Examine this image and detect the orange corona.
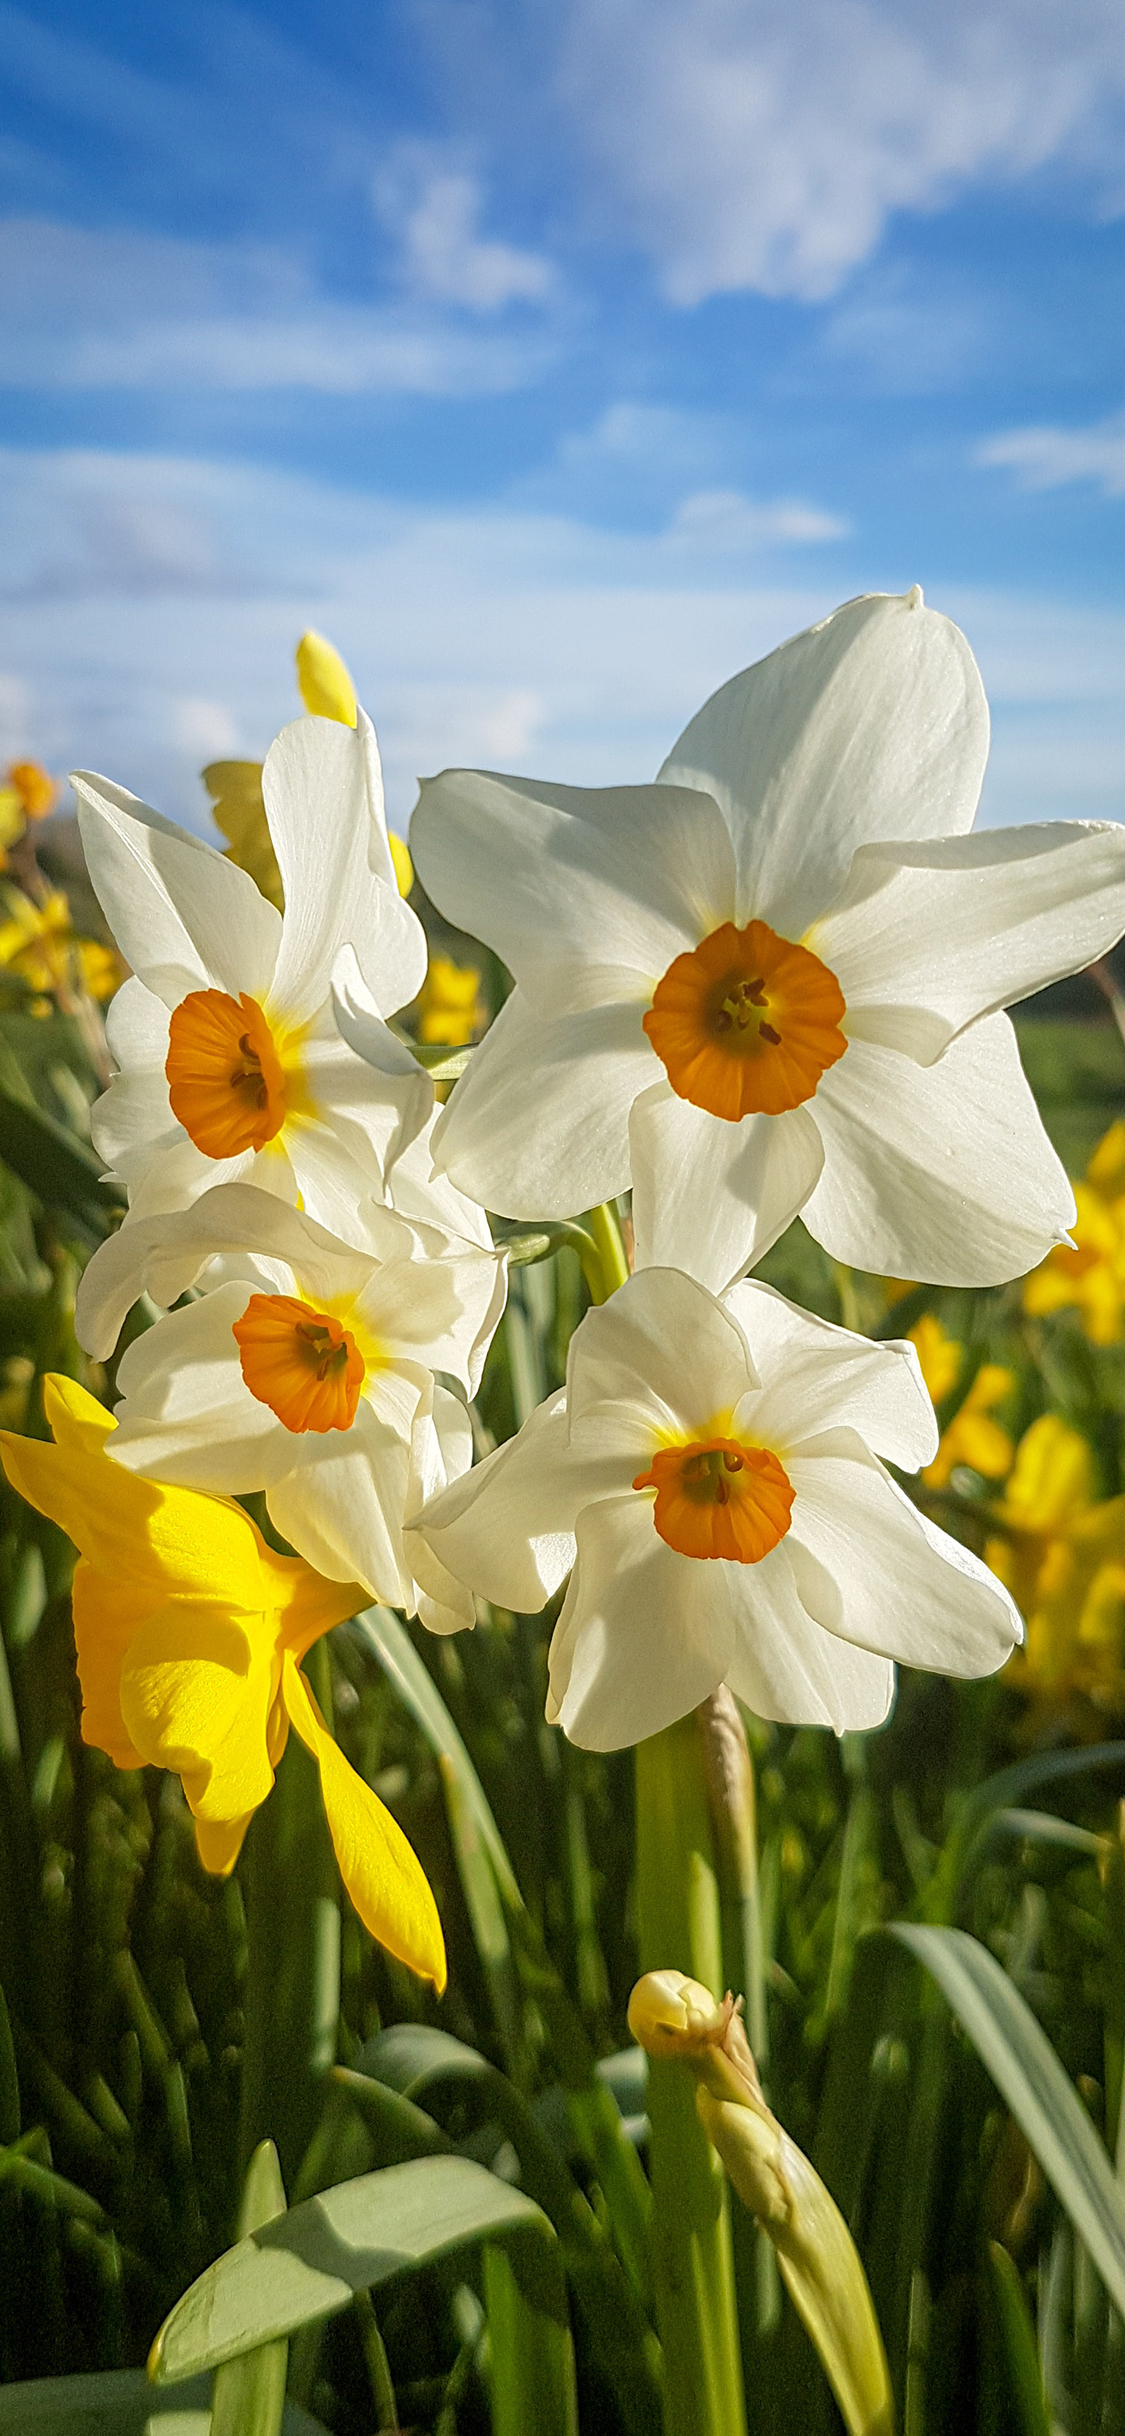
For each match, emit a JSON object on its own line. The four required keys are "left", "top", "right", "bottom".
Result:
{"left": 643, "top": 918, "right": 846, "bottom": 1121}
{"left": 233, "top": 1294, "right": 365, "bottom": 1434}
{"left": 633, "top": 1434, "right": 794, "bottom": 1563}
{"left": 166, "top": 990, "right": 287, "bottom": 1160}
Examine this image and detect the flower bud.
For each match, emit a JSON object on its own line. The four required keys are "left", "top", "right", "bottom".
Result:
{"left": 295, "top": 630, "right": 358, "bottom": 726}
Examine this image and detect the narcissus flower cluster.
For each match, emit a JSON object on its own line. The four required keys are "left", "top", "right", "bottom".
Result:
{"left": 4, "top": 597, "right": 1124, "bottom": 1965}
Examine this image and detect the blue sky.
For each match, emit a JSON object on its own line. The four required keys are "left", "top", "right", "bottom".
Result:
{"left": 3, "top": 0, "right": 1125, "bottom": 837}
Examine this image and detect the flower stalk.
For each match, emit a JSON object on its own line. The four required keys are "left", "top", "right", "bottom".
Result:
{"left": 635, "top": 1714, "right": 748, "bottom": 2436}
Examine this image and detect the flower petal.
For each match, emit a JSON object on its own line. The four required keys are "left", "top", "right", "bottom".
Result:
{"left": 415, "top": 1388, "right": 598, "bottom": 1612}
{"left": 805, "top": 1015, "right": 1075, "bottom": 1285}
{"left": 432, "top": 989, "right": 654, "bottom": 1220}
{"left": 109, "top": 1285, "right": 290, "bottom": 1493}
{"left": 411, "top": 768, "right": 736, "bottom": 1009}
{"left": 267, "top": 1397, "right": 416, "bottom": 1605}
{"left": 194, "top": 1812, "right": 253, "bottom": 1876}
{"left": 73, "top": 772, "right": 281, "bottom": 1007}
{"left": 725, "top": 1280, "right": 938, "bottom": 1470}
{"left": 629, "top": 1082, "right": 824, "bottom": 1292}
{"left": 263, "top": 716, "right": 426, "bottom": 1021}
{"left": 658, "top": 590, "right": 987, "bottom": 940}
{"left": 118, "top": 1608, "right": 277, "bottom": 1822}
{"left": 282, "top": 1652, "right": 446, "bottom": 1988}
{"left": 71, "top": 1566, "right": 149, "bottom": 1768}
{"left": 785, "top": 1428, "right": 1021, "bottom": 1673}
{"left": 403, "top": 1385, "right": 476, "bottom": 1631}
{"left": 819, "top": 821, "right": 1125, "bottom": 1063}
{"left": 568, "top": 1265, "right": 759, "bottom": 1442}
{"left": 546, "top": 1492, "right": 734, "bottom": 1750}
{"left": 723, "top": 1547, "right": 895, "bottom": 1732}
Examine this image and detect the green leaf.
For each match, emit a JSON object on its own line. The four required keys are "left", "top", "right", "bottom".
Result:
{"left": 0, "top": 2367, "right": 327, "bottom": 2432}
{"left": 356, "top": 2026, "right": 663, "bottom": 2436}
{"left": 149, "top": 2156, "right": 554, "bottom": 2382}
{"left": 931, "top": 1742, "right": 1125, "bottom": 1915}
{"left": 210, "top": 2142, "right": 289, "bottom": 2436}
{"left": 484, "top": 2239, "right": 579, "bottom": 2436}
{"left": 986, "top": 2243, "right": 1052, "bottom": 2436}
{"left": 0, "top": 1088, "right": 121, "bottom": 1242}
{"left": 890, "top": 1925, "right": 1125, "bottom": 2317}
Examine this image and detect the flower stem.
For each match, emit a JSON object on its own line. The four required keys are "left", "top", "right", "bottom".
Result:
{"left": 586, "top": 1202, "right": 631, "bottom": 1303}
{"left": 239, "top": 1639, "right": 340, "bottom": 2187}
{"left": 635, "top": 1715, "right": 748, "bottom": 2436}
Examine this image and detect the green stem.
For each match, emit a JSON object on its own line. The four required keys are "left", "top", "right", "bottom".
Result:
{"left": 239, "top": 1639, "right": 340, "bottom": 2186}
{"left": 586, "top": 1202, "right": 631, "bottom": 1302}
{"left": 636, "top": 1717, "right": 748, "bottom": 2436}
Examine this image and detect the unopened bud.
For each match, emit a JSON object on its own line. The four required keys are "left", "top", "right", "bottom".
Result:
{"left": 295, "top": 631, "right": 358, "bottom": 726}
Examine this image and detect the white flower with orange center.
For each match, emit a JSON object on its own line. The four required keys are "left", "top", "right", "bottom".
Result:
{"left": 74, "top": 1181, "right": 507, "bottom": 1630}
{"left": 413, "top": 1266, "right": 1022, "bottom": 1749}
{"left": 73, "top": 712, "right": 432, "bottom": 1238}
{"left": 411, "top": 590, "right": 1125, "bottom": 1291}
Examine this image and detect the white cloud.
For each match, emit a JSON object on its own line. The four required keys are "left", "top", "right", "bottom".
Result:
{"left": 0, "top": 447, "right": 1120, "bottom": 842}
{"left": 0, "top": 218, "right": 557, "bottom": 397}
{"left": 545, "top": 0, "right": 1125, "bottom": 302}
{"left": 669, "top": 490, "right": 849, "bottom": 546}
{"left": 976, "top": 410, "right": 1125, "bottom": 494}
{"left": 375, "top": 150, "right": 556, "bottom": 312}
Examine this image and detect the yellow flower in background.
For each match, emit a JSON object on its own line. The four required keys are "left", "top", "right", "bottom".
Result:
{"left": 388, "top": 832, "right": 414, "bottom": 897}
{"left": 295, "top": 629, "right": 358, "bottom": 726}
{"left": 416, "top": 953, "right": 485, "bottom": 1047}
{"left": 8, "top": 761, "right": 57, "bottom": 820}
{"left": 986, "top": 1412, "right": 1125, "bottom": 1717}
{"left": 1024, "top": 1121, "right": 1125, "bottom": 1345}
{"left": 909, "top": 1314, "right": 1015, "bottom": 1490}
{"left": 0, "top": 886, "right": 77, "bottom": 998}
{"left": 77, "top": 936, "right": 128, "bottom": 1004}
{"left": 0, "top": 1374, "right": 446, "bottom": 1988}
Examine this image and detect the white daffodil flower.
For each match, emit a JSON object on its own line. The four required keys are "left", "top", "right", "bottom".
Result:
{"left": 74, "top": 712, "right": 432, "bottom": 1238}
{"left": 414, "top": 1266, "right": 1021, "bottom": 1750}
{"left": 411, "top": 590, "right": 1125, "bottom": 1291}
{"left": 74, "top": 1182, "right": 507, "bottom": 1629}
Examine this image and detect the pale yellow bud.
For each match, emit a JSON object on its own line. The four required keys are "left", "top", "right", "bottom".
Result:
{"left": 295, "top": 630, "right": 358, "bottom": 726}
{"left": 389, "top": 832, "right": 414, "bottom": 897}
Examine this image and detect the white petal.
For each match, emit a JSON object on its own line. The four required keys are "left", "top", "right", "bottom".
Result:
{"left": 268, "top": 1399, "right": 414, "bottom": 1605}
{"left": 724, "top": 1279, "right": 938, "bottom": 1470}
{"left": 805, "top": 1015, "right": 1075, "bottom": 1285}
{"left": 723, "top": 1547, "right": 895, "bottom": 1731}
{"left": 403, "top": 1387, "right": 476, "bottom": 1630}
{"left": 629, "top": 1082, "right": 824, "bottom": 1293}
{"left": 659, "top": 590, "right": 988, "bottom": 939}
{"left": 263, "top": 717, "right": 426, "bottom": 1021}
{"left": 386, "top": 1109, "right": 494, "bottom": 1248}
{"left": 411, "top": 768, "right": 736, "bottom": 1009}
{"left": 73, "top": 772, "right": 281, "bottom": 1006}
{"left": 546, "top": 1493, "right": 734, "bottom": 1751}
{"left": 567, "top": 1266, "right": 758, "bottom": 1445}
{"left": 415, "top": 1389, "right": 607, "bottom": 1613}
{"left": 360, "top": 1223, "right": 506, "bottom": 1397}
{"left": 785, "top": 1428, "right": 1021, "bottom": 1673}
{"left": 103, "top": 974, "right": 171, "bottom": 1069}
{"left": 109, "top": 1285, "right": 291, "bottom": 1491}
{"left": 819, "top": 821, "right": 1125, "bottom": 1063}
{"left": 432, "top": 988, "right": 655, "bottom": 1220}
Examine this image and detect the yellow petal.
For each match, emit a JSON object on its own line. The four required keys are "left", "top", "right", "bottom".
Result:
{"left": 71, "top": 1564, "right": 150, "bottom": 1769}
{"left": 202, "top": 761, "right": 282, "bottom": 913}
{"left": 388, "top": 832, "right": 414, "bottom": 897}
{"left": 282, "top": 1652, "right": 446, "bottom": 1989}
{"left": 263, "top": 1547, "right": 363, "bottom": 1660}
{"left": 118, "top": 1610, "right": 278, "bottom": 1822}
{"left": 295, "top": 631, "right": 357, "bottom": 726}
{"left": 194, "top": 1811, "right": 253, "bottom": 1876}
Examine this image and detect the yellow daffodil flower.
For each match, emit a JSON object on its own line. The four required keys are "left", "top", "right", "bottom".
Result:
{"left": 0, "top": 886, "right": 77, "bottom": 998}
{"left": 986, "top": 1413, "right": 1125, "bottom": 1718}
{"left": 0, "top": 1374, "right": 446, "bottom": 1988}
{"left": 295, "top": 629, "right": 358, "bottom": 727}
{"left": 629, "top": 1971, "right": 893, "bottom": 2436}
{"left": 416, "top": 954, "right": 485, "bottom": 1047}
{"left": 7, "top": 759, "right": 56, "bottom": 820}
{"left": 909, "top": 1314, "right": 1015, "bottom": 1489}
{"left": 1024, "top": 1121, "right": 1125, "bottom": 1345}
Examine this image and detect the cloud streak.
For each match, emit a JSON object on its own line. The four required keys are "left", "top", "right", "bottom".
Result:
{"left": 978, "top": 409, "right": 1125, "bottom": 494}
